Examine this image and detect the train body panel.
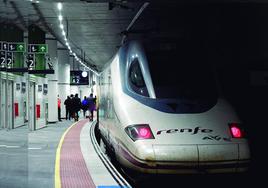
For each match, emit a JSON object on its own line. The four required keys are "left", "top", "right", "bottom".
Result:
{"left": 98, "top": 40, "right": 250, "bottom": 174}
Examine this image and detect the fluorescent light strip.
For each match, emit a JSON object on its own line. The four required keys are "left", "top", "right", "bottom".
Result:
{"left": 57, "top": 2, "right": 98, "bottom": 76}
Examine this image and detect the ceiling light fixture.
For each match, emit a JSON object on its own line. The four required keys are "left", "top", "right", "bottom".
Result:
{"left": 58, "top": 15, "right": 63, "bottom": 22}
{"left": 56, "top": 2, "right": 99, "bottom": 76}
{"left": 57, "top": 3, "right": 62, "bottom": 11}
{"left": 82, "top": 71, "right": 88, "bottom": 78}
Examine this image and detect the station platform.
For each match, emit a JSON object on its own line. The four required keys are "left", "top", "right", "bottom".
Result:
{"left": 0, "top": 118, "right": 131, "bottom": 188}
{"left": 0, "top": 125, "right": 28, "bottom": 188}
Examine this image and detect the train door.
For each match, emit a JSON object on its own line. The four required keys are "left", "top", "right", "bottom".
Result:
{"left": 0, "top": 79, "right": 6, "bottom": 129}
{"left": 28, "top": 81, "right": 36, "bottom": 131}
{"left": 7, "top": 80, "right": 14, "bottom": 129}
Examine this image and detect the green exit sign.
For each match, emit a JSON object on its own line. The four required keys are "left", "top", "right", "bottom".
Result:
{"left": 7, "top": 42, "right": 26, "bottom": 52}
{"left": 16, "top": 43, "right": 26, "bottom": 52}
{"left": 28, "top": 44, "right": 48, "bottom": 54}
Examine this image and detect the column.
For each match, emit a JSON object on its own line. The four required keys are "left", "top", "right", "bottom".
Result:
{"left": 46, "top": 39, "right": 58, "bottom": 123}
{"left": 57, "top": 49, "right": 70, "bottom": 119}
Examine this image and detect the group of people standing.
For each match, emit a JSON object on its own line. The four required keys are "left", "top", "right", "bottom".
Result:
{"left": 62, "top": 93, "right": 96, "bottom": 122}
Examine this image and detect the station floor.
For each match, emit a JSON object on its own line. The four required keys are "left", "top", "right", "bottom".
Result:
{"left": 0, "top": 118, "right": 120, "bottom": 188}
{"left": 0, "top": 124, "right": 28, "bottom": 188}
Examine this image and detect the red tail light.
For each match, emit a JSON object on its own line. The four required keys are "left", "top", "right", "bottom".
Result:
{"left": 229, "top": 123, "right": 244, "bottom": 138}
{"left": 125, "top": 124, "right": 155, "bottom": 141}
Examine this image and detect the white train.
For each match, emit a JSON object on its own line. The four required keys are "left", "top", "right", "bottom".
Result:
{"left": 97, "top": 39, "right": 250, "bottom": 175}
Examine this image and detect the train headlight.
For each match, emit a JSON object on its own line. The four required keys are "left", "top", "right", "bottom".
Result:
{"left": 229, "top": 123, "right": 245, "bottom": 138}
{"left": 125, "top": 124, "right": 155, "bottom": 141}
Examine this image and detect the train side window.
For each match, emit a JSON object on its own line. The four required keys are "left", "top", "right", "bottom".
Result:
{"left": 129, "top": 59, "right": 149, "bottom": 97}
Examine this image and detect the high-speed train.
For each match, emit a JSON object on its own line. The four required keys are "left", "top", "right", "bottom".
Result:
{"left": 96, "top": 38, "right": 250, "bottom": 175}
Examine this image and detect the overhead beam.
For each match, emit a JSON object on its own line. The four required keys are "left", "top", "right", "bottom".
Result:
{"left": 9, "top": 1, "right": 28, "bottom": 31}
{"left": 31, "top": 3, "right": 59, "bottom": 41}
{"left": 121, "top": 2, "right": 149, "bottom": 45}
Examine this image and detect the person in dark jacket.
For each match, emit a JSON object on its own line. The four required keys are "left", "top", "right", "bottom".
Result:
{"left": 73, "top": 93, "right": 81, "bottom": 121}
{"left": 69, "top": 94, "right": 74, "bottom": 120}
{"left": 88, "top": 93, "right": 95, "bottom": 121}
{"left": 64, "top": 96, "right": 71, "bottom": 120}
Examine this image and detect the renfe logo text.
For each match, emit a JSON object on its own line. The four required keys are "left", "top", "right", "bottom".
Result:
{"left": 156, "top": 127, "right": 213, "bottom": 135}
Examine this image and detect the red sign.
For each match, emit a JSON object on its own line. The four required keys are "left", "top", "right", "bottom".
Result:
{"left": 14, "top": 103, "right": 19, "bottom": 117}
{"left": 36, "top": 104, "right": 40, "bottom": 119}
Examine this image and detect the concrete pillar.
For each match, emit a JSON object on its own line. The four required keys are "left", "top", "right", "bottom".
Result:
{"left": 57, "top": 49, "right": 70, "bottom": 119}
{"left": 46, "top": 39, "right": 58, "bottom": 123}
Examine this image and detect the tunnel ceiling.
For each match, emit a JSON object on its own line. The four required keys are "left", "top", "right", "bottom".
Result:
{"left": 0, "top": 0, "right": 268, "bottom": 72}
{"left": 0, "top": 0, "right": 144, "bottom": 71}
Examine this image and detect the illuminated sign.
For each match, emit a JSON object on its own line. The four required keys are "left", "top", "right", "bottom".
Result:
{"left": 28, "top": 44, "right": 48, "bottom": 54}
{"left": 70, "top": 70, "right": 89, "bottom": 85}
{"left": 8, "top": 43, "right": 26, "bottom": 52}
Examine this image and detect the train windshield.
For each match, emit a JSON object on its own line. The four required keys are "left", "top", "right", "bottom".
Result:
{"left": 144, "top": 40, "right": 218, "bottom": 100}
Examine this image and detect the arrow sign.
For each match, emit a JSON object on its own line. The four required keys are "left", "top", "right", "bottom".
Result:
{"left": 16, "top": 43, "right": 26, "bottom": 52}
{"left": 40, "top": 46, "right": 46, "bottom": 52}
{"left": 18, "top": 45, "right": 23, "bottom": 50}
{"left": 36, "top": 44, "right": 48, "bottom": 53}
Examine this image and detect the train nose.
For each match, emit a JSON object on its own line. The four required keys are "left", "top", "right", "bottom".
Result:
{"left": 153, "top": 144, "right": 241, "bottom": 163}
{"left": 151, "top": 144, "right": 250, "bottom": 173}
{"left": 153, "top": 145, "right": 198, "bottom": 162}
{"left": 198, "top": 144, "right": 238, "bottom": 162}
{"left": 135, "top": 144, "right": 156, "bottom": 164}
{"left": 153, "top": 145, "right": 199, "bottom": 168}
{"left": 127, "top": 143, "right": 249, "bottom": 174}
